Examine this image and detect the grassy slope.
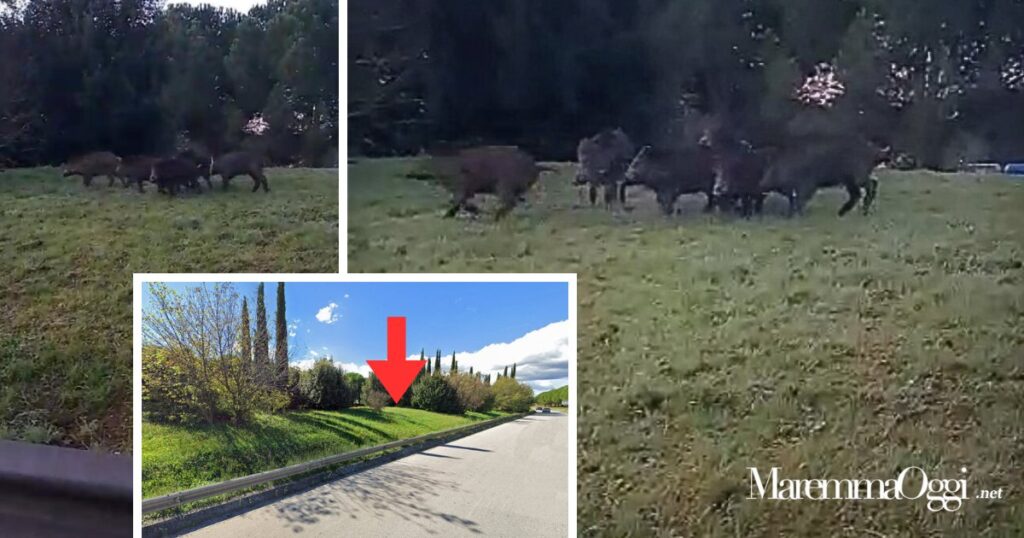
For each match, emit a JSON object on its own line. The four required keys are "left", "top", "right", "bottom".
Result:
{"left": 349, "top": 159, "right": 1024, "bottom": 536}
{"left": 0, "top": 167, "right": 338, "bottom": 452}
{"left": 142, "top": 406, "right": 503, "bottom": 498}
{"left": 535, "top": 385, "right": 569, "bottom": 405}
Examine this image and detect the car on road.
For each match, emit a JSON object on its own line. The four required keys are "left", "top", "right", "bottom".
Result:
{"left": 541, "top": 407, "right": 551, "bottom": 413}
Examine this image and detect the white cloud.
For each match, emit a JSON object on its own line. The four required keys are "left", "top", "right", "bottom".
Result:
{"left": 292, "top": 358, "right": 371, "bottom": 377}
{"left": 315, "top": 302, "right": 340, "bottom": 324}
{"left": 344, "top": 294, "right": 350, "bottom": 299}
{"left": 407, "top": 320, "right": 571, "bottom": 393}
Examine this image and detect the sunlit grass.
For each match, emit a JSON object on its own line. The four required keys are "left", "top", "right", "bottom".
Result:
{"left": 142, "top": 406, "right": 503, "bottom": 498}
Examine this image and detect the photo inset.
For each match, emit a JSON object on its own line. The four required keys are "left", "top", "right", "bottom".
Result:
{"left": 137, "top": 276, "right": 574, "bottom": 537}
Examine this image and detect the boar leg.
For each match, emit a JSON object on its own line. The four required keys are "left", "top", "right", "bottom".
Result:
{"left": 602, "top": 183, "right": 616, "bottom": 208}
{"left": 588, "top": 184, "right": 598, "bottom": 206}
{"left": 838, "top": 182, "right": 861, "bottom": 217}
{"left": 703, "top": 191, "right": 716, "bottom": 213}
{"left": 862, "top": 177, "right": 878, "bottom": 215}
{"left": 655, "top": 189, "right": 676, "bottom": 217}
{"left": 444, "top": 193, "right": 469, "bottom": 218}
{"left": 250, "top": 171, "right": 269, "bottom": 193}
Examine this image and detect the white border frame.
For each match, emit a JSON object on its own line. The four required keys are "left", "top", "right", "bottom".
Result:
{"left": 133, "top": 273, "right": 577, "bottom": 537}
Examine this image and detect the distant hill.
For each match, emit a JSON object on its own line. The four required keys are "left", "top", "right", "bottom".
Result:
{"left": 535, "top": 385, "right": 568, "bottom": 406}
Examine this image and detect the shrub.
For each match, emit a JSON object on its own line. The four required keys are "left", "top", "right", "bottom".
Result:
{"left": 411, "top": 375, "right": 464, "bottom": 414}
{"left": 361, "top": 373, "right": 391, "bottom": 408}
{"left": 142, "top": 346, "right": 199, "bottom": 423}
{"left": 344, "top": 372, "right": 365, "bottom": 404}
{"left": 299, "top": 359, "right": 352, "bottom": 409}
{"left": 449, "top": 373, "right": 492, "bottom": 412}
{"left": 365, "top": 389, "right": 390, "bottom": 411}
{"left": 492, "top": 377, "right": 533, "bottom": 413}
{"left": 286, "top": 366, "right": 305, "bottom": 408}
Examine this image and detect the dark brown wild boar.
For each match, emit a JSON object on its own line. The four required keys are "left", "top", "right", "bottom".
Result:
{"left": 210, "top": 151, "right": 268, "bottom": 192}
{"left": 443, "top": 145, "right": 551, "bottom": 220}
{"left": 150, "top": 157, "right": 203, "bottom": 196}
{"left": 63, "top": 151, "right": 121, "bottom": 187}
{"left": 575, "top": 128, "right": 635, "bottom": 208}
{"left": 176, "top": 148, "right": 213, "bottom": 189}
{"left": 759, "top": 134, "right": 888, "bottom": 217}
{"left": 116, "top": 156, "right": 159, "bottom": 193}
{"left": 623, "top": 145, "right": 717, "bottom": 216}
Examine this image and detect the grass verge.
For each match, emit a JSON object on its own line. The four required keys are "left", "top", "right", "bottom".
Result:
{"left": 142, "top": 406, "right": 504, "bottom": 499}
{"left": 349, "top": 158, "right": 1024, "bottom": 536}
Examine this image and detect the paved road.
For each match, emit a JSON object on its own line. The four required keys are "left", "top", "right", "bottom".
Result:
{"left": 185, "top": 413, "right": 568, "bottom": 537}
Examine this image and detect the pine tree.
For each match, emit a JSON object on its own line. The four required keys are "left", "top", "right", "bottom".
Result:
{"left": 239, "top": 297, "right": 252, "bottom": 364}
{"left": 254, "top": 283, "right": 270, "bottom": 385}
{"left": 450, "top": 352, "right": 457, "bottom": 375}
{"left": 511, "top": 362, "right": 516, "bottom": 379}
{"left": 274, "top": 282, "right": 288, "bottom": 390}
{"left": 434, "top": 349, "right": 442, "bottom": 375}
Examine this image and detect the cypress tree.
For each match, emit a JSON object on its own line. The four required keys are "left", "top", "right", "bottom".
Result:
{"left": 254, "top": 283, "right": 270, "bottom": 385}
{"left": 426, "top": 351, "right": 432, "bottom": 375}
{"left": 450, "top": 352, "right": 457, "bottom": 375}
{"left": 239, "top": 297, "right": 252, "bottom": 364}
{"left": 274, "top": 282, "right": 288, "bottom": 390}
{"left": 511, "top": 362, "right": 516, "bottom": 379}
{"left": 434, "top": 349, "right": 442, "bottom": 375}
{"left": 419, "top": 349, "right": 427, "bottom": 379}
{"left": 503, "top": 365, "right": 508, "bottom": 378}
{"left": 469, "top": 366, "right": 473, "bottom": 375}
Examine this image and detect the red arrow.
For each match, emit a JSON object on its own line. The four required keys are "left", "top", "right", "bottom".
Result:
{"left": 366, "top": 317, "right": 426, "bottom": 403}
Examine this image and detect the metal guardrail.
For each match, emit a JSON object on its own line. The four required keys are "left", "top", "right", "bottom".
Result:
{"left": 0, "top": 440, "right": 132, "bottom": 537}
{"left": 142, "top": 412, "right": 525, "bottom": 514}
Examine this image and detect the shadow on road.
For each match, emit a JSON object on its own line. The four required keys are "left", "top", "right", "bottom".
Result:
{"left": 420, "top": 452, "right": 459, "bottom": 459}
{"left": 270, "top": 464, "right": 481, "bottom": 535}
{"left": 443, "top": 445, "right": 491, "bottom": 452}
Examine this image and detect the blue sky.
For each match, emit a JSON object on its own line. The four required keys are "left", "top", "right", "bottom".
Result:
{"left": 142, "top": 281, "right": 571, "bottom": 393}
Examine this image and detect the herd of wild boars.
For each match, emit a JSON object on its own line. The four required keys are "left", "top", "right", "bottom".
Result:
{"left": 413, "top": 122, "right": 888, "bottom": 221}
{"left": 580, "top": 125, "right": 889, "bottom": 218}
{"left": 62, "top": 149, "right": 269, "bottom": 196}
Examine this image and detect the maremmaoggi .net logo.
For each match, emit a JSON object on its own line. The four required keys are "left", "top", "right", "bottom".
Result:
{"left": 747, "top": 467, "right": 1005, "bottom": 512}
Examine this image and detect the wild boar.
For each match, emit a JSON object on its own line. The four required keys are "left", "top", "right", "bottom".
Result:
{"left": 210, "top": 151, "right": 268, "bottom": 193}
{"left": 575, "top": 128, "right": 635, "bottom": 208}
{"left": 63, "top": 151, "right": 121, "bottom": 187}
{"left": 622, "top": 145, "right": 717, "bottom": 216}
{"left": 175, "top": 148, "right": 213, "bottom": 190}
{"left": 116, "top": 156, "right": 159, "bottom": 193}
{"left": 710, "top": 136, "right": 773, "bottom": 218}
{"left": 150, "top": 157, "right": 203, "bottom": 196}
{"left": 443, "top": 145, "right": 551, "bottom": 220}
{"left": 759, "top": 135, "right": 888, "bottom": 217}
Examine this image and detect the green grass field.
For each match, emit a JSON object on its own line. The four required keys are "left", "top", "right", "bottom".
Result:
{"left": 0, "top": 167, "right": 338, "bottom": 452}
{"left": 142, "top": 406, "right": 503, "bottom": 499}
{"left": 349, "top": 158, "right": 1024, "bottom": 536}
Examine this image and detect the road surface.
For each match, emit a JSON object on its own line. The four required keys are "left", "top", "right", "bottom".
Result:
{"left": 185, "top": 412, "right": 567, "bottom": 537}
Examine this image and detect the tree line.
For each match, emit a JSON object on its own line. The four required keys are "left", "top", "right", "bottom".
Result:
{"left": 349, "top": 0, "right": 1024, "bottom": 169}
{"left": 0, "top": 0, "right": 338, "bottom": 168}
{"left": 142, "top": 282, "right": 534, "bottom": 425}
